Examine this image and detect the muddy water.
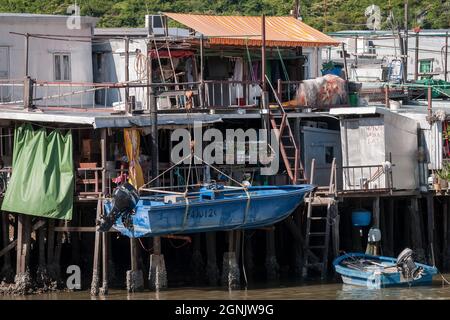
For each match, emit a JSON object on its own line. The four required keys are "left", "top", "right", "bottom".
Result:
{"left": 2, "top": 277, "right": 450, "bottom": 300}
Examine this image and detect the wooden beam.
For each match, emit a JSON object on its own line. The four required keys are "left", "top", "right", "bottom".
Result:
{"left": 426, "top": 194, "right": 436, "bottom": 266}
{"left": 0, "top": 218, "right": 46, "bottom": 260}
{"left": 100, "top": 128, "right": 108, "bottom": 294}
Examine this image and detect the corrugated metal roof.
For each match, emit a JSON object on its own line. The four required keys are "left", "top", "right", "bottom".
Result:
{"left": 0, "top": 13, "right": 98, "bottom": 25}
{"left": 0, "top": 109, "right": 222, "bottom": 129}
{"left": 164, "top": 13, "right": 339, "bottom": 47}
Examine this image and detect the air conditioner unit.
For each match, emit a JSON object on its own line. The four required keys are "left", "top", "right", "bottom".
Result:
{"left": 145, "top": 15, "right": 166, "bottom": 36}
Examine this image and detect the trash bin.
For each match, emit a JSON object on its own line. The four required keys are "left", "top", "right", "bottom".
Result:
{"left": 349, "top": 93, "right": 359, "bottom": 106}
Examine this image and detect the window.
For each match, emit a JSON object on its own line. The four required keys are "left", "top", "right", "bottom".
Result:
{"left": 0, "top": 47, "right": 9, "bottom": 79}
{"left": 303, "top": 54, "right": 311, "bottom": 79}
{"left": 325, "top": 146, "right": 334, "bottom": 164}
{"left": 152, "top": 15, "right": 163, "bottom": 28}
{"left": 54, "top": 53, "right": 71, "bottom": 81}
{"left": 419, "top": 59, "right": 433, "bottom": 74}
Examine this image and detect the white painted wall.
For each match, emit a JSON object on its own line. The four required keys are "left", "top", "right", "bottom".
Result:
{"left": 0, "top": 14, "right": 97, "bottom": 107}
{"left": 323, "top": 33, "right": 450, "bottom": 82}
{"left": 303, "top": 47, "right": 322, "bottom": 79}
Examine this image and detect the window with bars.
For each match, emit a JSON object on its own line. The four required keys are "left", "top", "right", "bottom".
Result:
{"left": 419, "top": 59, "right": 433, "bottom": 74}
{"left": 54, "top": 53, "right": 71, "bottom": 81}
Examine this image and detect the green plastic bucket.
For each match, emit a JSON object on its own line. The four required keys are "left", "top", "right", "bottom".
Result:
{"left": 349, "top": 93, "right": 358, "bottom": 106}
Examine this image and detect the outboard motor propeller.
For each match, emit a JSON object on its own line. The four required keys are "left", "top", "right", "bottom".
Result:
{"left": 396, "top": 248, "right": 424, "bottom": 280}
{"left": 97, "top": 182, "right": 139, "bottom": 232}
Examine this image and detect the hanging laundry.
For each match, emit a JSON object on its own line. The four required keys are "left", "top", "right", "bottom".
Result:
{"left": 231, "top": 58, "right": 244, "bottom": 105}
{"left": 124, "top": 128, "right": 145, "bottom": 189}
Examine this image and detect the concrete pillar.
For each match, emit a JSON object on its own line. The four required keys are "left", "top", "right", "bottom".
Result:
{"left": 221, "top": 231, "right": 240, "bottom": 289}
{"left": 126, "top": 238, "right": 144, "bottom": 292}
{"left": 148, "top": 237, "right": 167, "bottom": 291}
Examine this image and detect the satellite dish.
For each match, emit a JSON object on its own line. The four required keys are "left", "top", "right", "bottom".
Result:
{"left": 365, "top": 4, "right": 381, "bottom": 30}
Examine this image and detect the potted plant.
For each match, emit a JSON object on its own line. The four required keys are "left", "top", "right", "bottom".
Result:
{"left": 435, "top": 165, "right": 450, "bottom": 191}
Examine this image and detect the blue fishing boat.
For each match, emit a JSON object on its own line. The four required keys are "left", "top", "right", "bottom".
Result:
{"left": 99, "top": 182, "right": 314, "bottom": 238}
{"left": 333, "top": 249, "right": 438, "bottom": 289}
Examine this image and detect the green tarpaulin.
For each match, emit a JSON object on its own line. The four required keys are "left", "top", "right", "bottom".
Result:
{"left": 1, "top": 124, "right": 74, "bottom": 220}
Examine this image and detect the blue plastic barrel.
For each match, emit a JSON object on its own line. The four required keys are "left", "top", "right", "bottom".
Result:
{"left": 321, "top": 67, "right": 343, "bottom": 77}
{"left": 352, "top": 209, "right": 372, "bottom": 227}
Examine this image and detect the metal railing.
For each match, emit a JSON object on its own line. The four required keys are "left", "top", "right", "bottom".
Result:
{"left": 276, "top": 80, "right": 302, "bottom": 103}
{"left": 341, "top": 164, "right": 393, "bottom": 192}
{"left": 0, "top": 78, "right": 318, "bottom": 110}
{"left": 152, "top": 81, "right": 201, "bottom": 110}
{"left": 204, "top": 80, "right": 262, "bottom": 108}
{"left": 0, "top": 79, "right": 24, "bottom": 105}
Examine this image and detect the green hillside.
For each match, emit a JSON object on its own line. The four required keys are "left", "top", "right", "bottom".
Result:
{"left": 0, "top": 0, "right": 449, "bottom": 31}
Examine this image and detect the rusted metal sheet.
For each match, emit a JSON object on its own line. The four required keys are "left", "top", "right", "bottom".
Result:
{"left": 164, "top": 13, "right": 339, "bottom": 48}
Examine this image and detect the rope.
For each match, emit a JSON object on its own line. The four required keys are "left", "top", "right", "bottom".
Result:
{"left": 168, "top": 238, "right": 191, "bottom": 249}
{"left": 241, "top": 230, "right": 248, "bottom": 288}
{"left": 138, "top": 238, "right": 153, "bottom": 253}
{"left": 192, "top": 154, "right": 247, "bottom": 188}
{"left": 139, "top": 153, "right": 192, "bottom": 190}
{"left": 181, "top": 156, "right": 193, "bottom": 231}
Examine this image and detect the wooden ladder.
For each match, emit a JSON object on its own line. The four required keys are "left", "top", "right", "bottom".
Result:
{"left": 302, "top": 158, "right": 338, "bottom": 279}
{"left": 265, "top": 76, "right": 305, "bottom": 184}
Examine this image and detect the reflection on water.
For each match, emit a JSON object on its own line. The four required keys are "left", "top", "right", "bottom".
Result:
{"left": 2, "top": 277, "right": 450, "bottom": 300}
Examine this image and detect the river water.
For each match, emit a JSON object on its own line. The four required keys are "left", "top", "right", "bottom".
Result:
{"left": 2, "top": 277, "right": 450, "bottom": 300}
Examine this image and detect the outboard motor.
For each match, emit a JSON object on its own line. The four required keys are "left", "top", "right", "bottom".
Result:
{"left": 97, "top": 182, "right": 139, "bottom": 232}
{"left": 396, "top": 248, "right": 424, "bottom": 280}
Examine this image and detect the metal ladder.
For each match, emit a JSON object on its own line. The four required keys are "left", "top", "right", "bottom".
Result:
{"left": 265, "top": 75, "right": 305, "bottom": 184}
{"left": 302, "top": 158, "right": 337, "bottom": 279}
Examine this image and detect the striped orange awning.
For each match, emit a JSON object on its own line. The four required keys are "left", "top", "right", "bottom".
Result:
{"left": 164, "top": 13, "right": 340, "bottom": 48}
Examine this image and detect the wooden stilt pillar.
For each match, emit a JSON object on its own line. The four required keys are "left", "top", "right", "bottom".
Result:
{"left": 372, "top": 197, "right": 380, "bottom": 228}
{"left": 351, "top": 219, "right": 363, "bottom": 253}
{"left": 206, "top": 232, "right": 219, "bottom": 286}
{"left": 265, "top": 229, "right": 279, "bottom": 281}
{"left": 49, "top": 219, "right": 64, "bottom": 284}
{"left": 47, "top": 219, "right": 55, "bottom": 267}
{"left": 99, "top": 128, "right": 109, "bottom": 295}
{"left": 36, "top": 219, "right": 49, "bottom": 287}
{"left": 0, "top": 212, "right": 13, "bottom": 282}
{"left": 426, "top": 194, "right": 436, "bottom": 266}
{"left": 90, "top": 200, "right": 102, "bottom": 296}
{"left": 331, "top": 202, "right": 340, "bottom": 260}
{"left": 15, "top": 214, "right": 23, "bottom": 276}
{"left": 22, "top": 216, "right": 31, "bottom": 272}
{"left": 70, "top": 210, "right": 81, "bottom": 266}
{"left": 107, "top": 234, "right": 116, "bottom": 286}
{"left": 235, "top": 230, "right": 241, "bottom": 266}
{"left": 445, "top": 197, "right": 450, "bottom": 271}
{"left": 385, "top": 199, "right": 395, "bottom": 257}
{"left": 100, "top": 232, "right": 109, "bottom": 295}
{"left": 15, "top": 214, "right": 32, "bottom": 293}
{"left": 410, "top": 197, "right": 426, "bottom": 263}
{"left": 443, "top": 197, "right": 449, "bottom": 270}
{"left": 243, "top": 231, "right": 254, "bottom": 283}
{"left": 190, "top": 234, "right": 204, "bottom": 285}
